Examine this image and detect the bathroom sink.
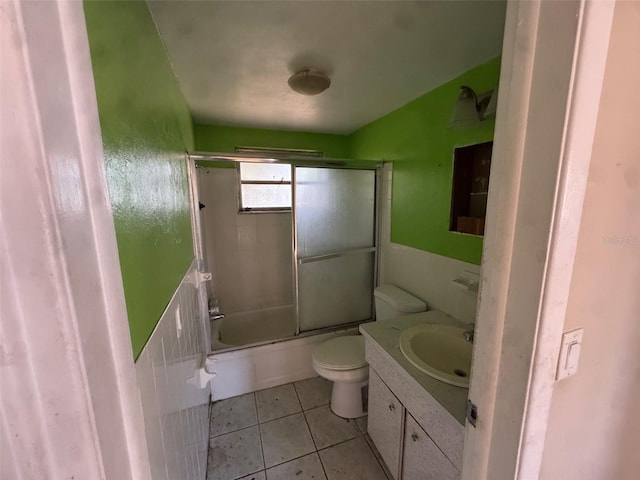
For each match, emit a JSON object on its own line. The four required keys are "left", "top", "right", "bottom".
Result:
{"left": 399, "top": 324, "right": 472, "bottom": 388}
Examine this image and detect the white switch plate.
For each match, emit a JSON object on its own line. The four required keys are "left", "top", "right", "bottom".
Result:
{"left": 556, "top": 328, "right": 583, "bottom": 380}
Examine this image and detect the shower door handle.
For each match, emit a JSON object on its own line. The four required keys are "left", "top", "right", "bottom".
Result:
{"left": 297, "top": 247, "right": 376, "bottom": 265}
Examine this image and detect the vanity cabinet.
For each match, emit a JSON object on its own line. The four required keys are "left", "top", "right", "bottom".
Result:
{"left": 368, "top": 370, "right": 404, "bottom": 479}
{"left": 402, "top": 413, "right": 459, "bottom": 480}
{"left": 361, "top": 316, "right": 467, "bottom": 480}
{"left": 368, "top": 368, "right": 460, "bottom": 480}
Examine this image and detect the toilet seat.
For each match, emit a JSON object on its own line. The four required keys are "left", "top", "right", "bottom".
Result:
{"left": 313, "top": 335, "right": 366, "bottom": 371}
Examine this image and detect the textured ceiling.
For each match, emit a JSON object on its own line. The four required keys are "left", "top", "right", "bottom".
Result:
{"left": 149, "top": 1, "right": 506, "bottom": 134}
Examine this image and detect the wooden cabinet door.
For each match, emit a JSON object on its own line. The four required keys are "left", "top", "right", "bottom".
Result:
{"left": 368, "top": 369, "right": 404, "bottom": 479}
{"left": 402, "top": 413, "right": 459, "bottom": 480}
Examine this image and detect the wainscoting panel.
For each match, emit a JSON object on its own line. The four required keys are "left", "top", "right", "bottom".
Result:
{"left": 135, "top": 260, "right": 210, "bottom": 480}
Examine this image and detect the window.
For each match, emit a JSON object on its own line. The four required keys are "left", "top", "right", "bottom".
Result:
{"left": 238, "top": 162, "right": 292, "bottom": 212}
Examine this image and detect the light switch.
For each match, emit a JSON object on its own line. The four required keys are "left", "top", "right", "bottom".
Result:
{"left": 556, "top": 328, "right": 583, "bottom": 380}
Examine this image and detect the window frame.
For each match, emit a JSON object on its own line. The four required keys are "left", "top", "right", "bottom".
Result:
{"left": 236, "top": 162, "right": 293, "bottom": 213}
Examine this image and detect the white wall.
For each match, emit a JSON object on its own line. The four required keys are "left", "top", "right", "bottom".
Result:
{"left": 539, "top": 2, "right": 640, "bottom": 479}
{"left": 379, "top": 164, "right": 480, "bottom": 324}
{"left": 134, "top": 261, "right": 211, "bottom": 480}
{"left": 197, "top": 167, "right": 294, "bottom": 314}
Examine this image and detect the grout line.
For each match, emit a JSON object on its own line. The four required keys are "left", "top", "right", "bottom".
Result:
{"left": 255, "top": 393, "right": 267, "bottom": 474}
{"left": 256, "top": 383, "right": 303, "bottom": 424}
{"left": 264, "top": 451, "right": 320, "bottom": 471}
{"left": 258, "top": 408, "right": 305, "bottom": 426}
{"left": 292, "top": 381, "right": 330, "bottom": 480}
{"left": 209, "top": 392, "right": 262, "bottom": 439}
{"left": 209, "top": 408, "right": 260, "bottom": 440}
{"left": 316, "top": 435, "right": 364, "bottom": 454}
{"left": 292, "top": 384, "right": 318, "bottom": 451}
{"left": 362, "top": 433, "right": 394, "bottom": 480}
{"left": 210, "top": 423, "right": 260, "bottom": 441}
{"left": 294, "top": 376, "right": 333, "bottom": 412}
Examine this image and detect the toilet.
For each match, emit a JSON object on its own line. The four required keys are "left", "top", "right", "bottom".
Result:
{"left": 312, "top": 285, "right": 427, "bottom": 418}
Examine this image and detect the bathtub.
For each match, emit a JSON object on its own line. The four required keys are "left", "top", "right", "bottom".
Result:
{"left": 211, "top": 304, "right": 296, "bottom": 349}
{"left": 207, "top": 303, "right": 365, "bottom": 400}
{"left": 206, "top": 325, "right": 360, "bottom": 401}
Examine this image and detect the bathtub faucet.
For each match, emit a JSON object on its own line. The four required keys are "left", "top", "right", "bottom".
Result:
{"left": 209, "top": 298, "right": 225, "bottom": 321}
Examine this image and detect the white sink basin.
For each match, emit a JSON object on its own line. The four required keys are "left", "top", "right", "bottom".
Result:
{"left": 399, "top": 324, "right": 472, "bottom": 388}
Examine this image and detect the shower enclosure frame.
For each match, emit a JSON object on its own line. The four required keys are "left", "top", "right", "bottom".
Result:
{"left": 188, "top": 151, "right": 384, "bottom": 351}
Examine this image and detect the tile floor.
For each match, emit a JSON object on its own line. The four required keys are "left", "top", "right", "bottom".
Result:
{"left": 207, "top": 377, "right": 392, "bottom": 480}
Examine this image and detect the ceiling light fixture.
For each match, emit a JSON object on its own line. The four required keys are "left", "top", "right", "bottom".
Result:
{"left": 288, "top": 69, "right": 331, "bottom": 96}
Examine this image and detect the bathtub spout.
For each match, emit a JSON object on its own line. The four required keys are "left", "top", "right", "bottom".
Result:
{"left": 209, "top": 298, "right": 225, "bottom": 321}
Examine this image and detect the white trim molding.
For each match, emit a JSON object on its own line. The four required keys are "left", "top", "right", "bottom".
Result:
{"left": 462, "top": 1, "right": 615, "bottom": 479}
{"left": 1, "top": 1, "right": 151, "bottom": 478}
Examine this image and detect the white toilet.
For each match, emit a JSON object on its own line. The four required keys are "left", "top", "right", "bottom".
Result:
{"left": 311, "top": 285, "right": 427, "bottom": 418}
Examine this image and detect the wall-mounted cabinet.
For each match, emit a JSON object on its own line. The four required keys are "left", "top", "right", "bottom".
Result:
{"left": 449, "top": 141, "right": 493, "bottom": 236}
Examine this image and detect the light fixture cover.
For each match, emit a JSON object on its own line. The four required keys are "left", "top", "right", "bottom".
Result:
{"left": 288, "top": 70, "right": 331, "bottom": 96}
{"left": 449, "top": 85, "right": 498, "bottom": 128}
{"left": 483, "top": 86, "right": 498, "bottom": 118}
{"left": 449, "top": 87, "right": 481, "bottom": 128}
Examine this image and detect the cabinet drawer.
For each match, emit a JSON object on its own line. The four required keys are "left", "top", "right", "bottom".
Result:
{"left": 402, "top": 413, "right": 459, "bottom": 480}
{"left": 368, "top": 369, "right": 404, "bottom": 479}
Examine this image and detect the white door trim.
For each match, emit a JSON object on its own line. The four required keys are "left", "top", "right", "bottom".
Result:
{"left": 1, "top": 1, "right": 151, "bottom": 478}
{"left": 462, "top": 1, "right": 615, "bottom": 479}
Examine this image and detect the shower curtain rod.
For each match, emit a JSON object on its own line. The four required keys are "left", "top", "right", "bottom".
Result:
{"left": 188, "top": 151, "right": 383, "bottom": 169}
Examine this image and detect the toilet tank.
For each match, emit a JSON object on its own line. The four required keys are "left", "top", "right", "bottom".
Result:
{"left": 374, "top": 285, "right": 427, "bottom": 321}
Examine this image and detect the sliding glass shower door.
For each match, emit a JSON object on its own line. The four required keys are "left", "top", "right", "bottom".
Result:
{"left": 294, "top": 167, "right": 377, "bottom": 332}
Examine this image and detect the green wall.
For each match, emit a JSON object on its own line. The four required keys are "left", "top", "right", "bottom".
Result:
{"left": 194, "top": 124, "right": 351, "bottom": 158}
{"left": 350, "top": 58, "right": 501, "bottom": 265}
{"left": 84, "top": 1, "right": 194, "bottom": 358}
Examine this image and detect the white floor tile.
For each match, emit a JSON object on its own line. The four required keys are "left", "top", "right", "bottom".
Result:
{"left": 294, "top": 377, "right": 333, "bottom": 410}
{"left": 319, "top": 436, "right": 387, "bottom": 480}
{"left": 210, "top": 393, "right": 258, "bottom": 437}
{"left": 208, "top": 426, "right": 264, "bottom": 480}
{"left": 255, "top": 384, "right": 301, "bottom": 422}
{"left": 260, "top": 413, "right": 315, "bottom": 468}
{"left": 304, "top": 405, "right": 360, "bottom": 449}
{"left": 266, "top": 453, "right": 327, "bottom": 480}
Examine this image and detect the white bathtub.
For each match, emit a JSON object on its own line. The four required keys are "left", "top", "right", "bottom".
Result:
{"left": 206, "top": 325, "right": 360, "bottom": 401}
{"left": 211, "top": 304, "right": 296, "bottom": 349}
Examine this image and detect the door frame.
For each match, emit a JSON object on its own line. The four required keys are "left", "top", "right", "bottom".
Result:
{"left": 3, "top": 0, "right": 617, "bottom": 477}
{"left": 1, "top": 0, "right": 151, "bottom": 478}
{"left": 462, "top": 1, "right": 615, "bottom": 478}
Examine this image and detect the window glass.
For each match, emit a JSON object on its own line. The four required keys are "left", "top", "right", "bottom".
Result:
{"left": 238, "top": 163, "right": 292, "bottom": 211}
{"left": 240, "top": 163, "right": 291, "bottom": 182}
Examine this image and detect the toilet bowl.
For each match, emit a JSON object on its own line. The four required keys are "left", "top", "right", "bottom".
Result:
{"left": 312, "top": 335, "right": 368, "bottom": 419}
{"left": 312, "top": 285, "right": 427, "bottom": 419}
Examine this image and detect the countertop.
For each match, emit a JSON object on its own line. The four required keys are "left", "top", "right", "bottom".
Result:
{"left": 359, "top": 310, "right": 470, "bottom": 425}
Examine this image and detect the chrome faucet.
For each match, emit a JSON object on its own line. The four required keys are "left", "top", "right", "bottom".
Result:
{"left": 463, "top": 329, "right": 475, "bottom": 343}
{"left": 209, "top": 298, "right": 225, "bottom": 321}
